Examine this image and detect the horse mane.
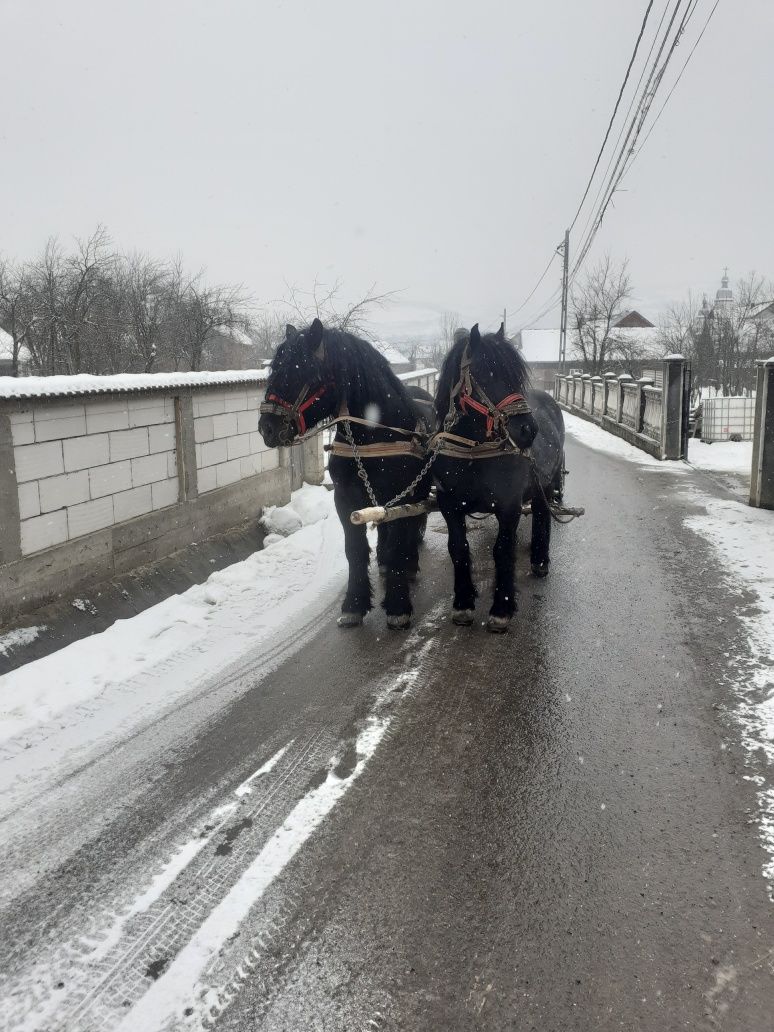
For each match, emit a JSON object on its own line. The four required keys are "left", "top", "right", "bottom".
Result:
{"left": 435, "top": 329, "right": 532, "bottom": 419}
{"left": 308, "top": 325, "right": 414, "bottom": 414}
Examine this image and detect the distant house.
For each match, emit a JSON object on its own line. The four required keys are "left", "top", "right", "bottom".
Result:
{"left": 613, "top": 310, "right": 655, "bottom": 329}
{"left": 0, "top": 328, "right": 32, "bottom": 376}
{"left": 750, "top": 299, "right": 774, "bottom": 328}
{"left": 371, "top": 339, "right": 413, "bottom": 374}
{"left": 203, "top": 324, "right": 258, "bottom": 370}
{"left": 515, "top": 309, "right": 663, "bottom": 388}
{"left": 514, "top": 328, "right": 561, "bottom": 390}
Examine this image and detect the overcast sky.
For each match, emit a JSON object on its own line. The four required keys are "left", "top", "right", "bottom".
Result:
{"left": 2, "top": 0, "right": 772, "bottom": 339}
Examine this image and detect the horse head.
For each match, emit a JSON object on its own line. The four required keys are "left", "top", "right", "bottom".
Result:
{"left": 440, "top": 322, "right": 538, "bottom": 449}
{"left": 259, "top": 318, "right": 337, "bottom": 447}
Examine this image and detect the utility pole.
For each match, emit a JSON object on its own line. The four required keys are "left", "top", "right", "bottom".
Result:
{"left": 559, "top": 229, "right": 570, "bottom": 372}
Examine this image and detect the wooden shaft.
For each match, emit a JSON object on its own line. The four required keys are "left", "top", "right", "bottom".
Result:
{"left": 350, "top": 498, "right": 437, "bottom": 526}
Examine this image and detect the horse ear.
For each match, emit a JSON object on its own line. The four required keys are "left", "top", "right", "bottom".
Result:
{"left": 469, "top": 324, "right": 481, "bottom": 350}
{"left": 496, "top": 322, "right": 505, "bottom": 342}
{"left": 306, "top": 317, "right": 324, "bottom": 357}
{"left": 285, "top": 323, "right": 298, "bottom": 342}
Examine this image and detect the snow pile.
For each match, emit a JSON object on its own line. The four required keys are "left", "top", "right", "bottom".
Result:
{"left": 0, "top": 485, "right": 343, "bottom": 745}
{"left": 260, "top": 482, "right": 330, "bottom": 538}
{"left": 562, "top": 411, "right": 665, "bottom": 466}
{"left": 0, "top": 626, "right": 45, "bottom": 658}
{"left": 687, "top": 439, "right": 753, "bottom": 477}
{"left": 682, "top": 491, "right": 774, "bottom": 894}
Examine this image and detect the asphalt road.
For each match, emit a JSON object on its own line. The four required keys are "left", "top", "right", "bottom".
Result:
{"left": 2, "top": 435, "right": 773, "bottom": 1032}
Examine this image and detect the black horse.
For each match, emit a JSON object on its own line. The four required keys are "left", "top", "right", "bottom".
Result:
{"left": 258, "top": 318, "right": 433, "bottom": 629}
{"left": 433, "top": 323, "right": 565, "bottom": 632}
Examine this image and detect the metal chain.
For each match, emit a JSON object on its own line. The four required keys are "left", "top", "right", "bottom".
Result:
{"left": 342, "top": 419, "right": 379, "bottom": 507}
{"left": 342, "top": 418, "right": 451, "bottom": 510}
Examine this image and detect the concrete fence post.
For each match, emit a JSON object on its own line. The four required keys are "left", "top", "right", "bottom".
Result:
{"left": 590, "top": 375, "right": 603, "bottom": 419}
{"left": 615, "top": 375, "right": 631, "bottom": 423}
{"left": 661, "top": 354, "right": 687, "bottom": 461}
{"left": 616, "top": 374, "right": 633, "bottom": 424}
{"left": 174, "top": 391, "right": 199, "bottom": 501}
{"left": 750, "top": 356, "right": 774, "bottom": 509}
{"left": 571, "top": 374, "right": 582, "bottom": 408}
{"left": 0, "top": 410, "right": 22, "bottom": 565}
{"left": 606, "top": 373, "right": 619, "bottom": 416}
{"left": 635, "top": 377, "right": 653, "bottom": 434}
{"left": 581, "top": 374, "right": 592, "bottom": 412}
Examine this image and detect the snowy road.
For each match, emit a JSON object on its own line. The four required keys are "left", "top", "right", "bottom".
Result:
{"left": 2, "top": 433, "right": 774, "bottom": 1031}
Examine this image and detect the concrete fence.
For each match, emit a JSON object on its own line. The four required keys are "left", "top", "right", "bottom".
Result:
{"left": 554, "top": 355, "right": 689, "bottom": 460}
{"left": 0, "top": 365, "right": 437, "bottom": 620}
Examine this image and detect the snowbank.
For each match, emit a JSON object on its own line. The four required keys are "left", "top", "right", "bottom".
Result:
{"left": 562, "top": 411, "right": 665, "bottom": 466}
{"left": 687, "top": 439, "right": 753, "bottom": 477}
{"left": 0, "top": 485, "right": 344, "bottom": 744}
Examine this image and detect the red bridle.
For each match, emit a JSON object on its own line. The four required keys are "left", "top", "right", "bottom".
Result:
{"left": 459, "top": 389, "right": 529, "bottom": 438}
{"left": 260, "top": 383, "right": 331, "bottom": 436}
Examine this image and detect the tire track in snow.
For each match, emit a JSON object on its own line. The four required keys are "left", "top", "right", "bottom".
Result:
{"left": 1, "top": 731, "right": 333, "bottom": 1032}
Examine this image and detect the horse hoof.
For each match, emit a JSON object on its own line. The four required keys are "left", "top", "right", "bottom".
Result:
{"left": 452, "top": 608, "right": 475, "bottom": 626}
{"left": 386, "top": 614, "right": 411, "bottom": 630}
{"left": 486, "top": 615, "right": 511, "bottom": 634}
{"left": 531, "top": 562, "right": 550, "bottom": 578}
{"left": 337, "top": 612, "right": 364, "bottom": 628}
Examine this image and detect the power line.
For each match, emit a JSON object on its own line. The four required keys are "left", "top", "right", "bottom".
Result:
{"left": 568, "top": 0, "right": 656, "bottom": 233}
{"left": 571, "top": 0, "right": 675, "bottom": 262}
{"left": 631, "top": 0, "right": 721, "bottom": 161}
{"left": 516, "top": 0, "right": 719, "bottom": 332}
{"left": 510, "top": 249, "right": 561, "bottom": 317}
{"left": 568, "top": 0, "right": 698, "bottom": 284}
{"left": 517, "top": 1, "right": 674, "bottom": 330}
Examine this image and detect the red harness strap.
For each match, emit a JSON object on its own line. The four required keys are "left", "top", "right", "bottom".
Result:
{"left": 459, "top": 389, "right": 527, "bottom": 437}
{"left": 265, "top": 384, "right": 329, "bottom": 434}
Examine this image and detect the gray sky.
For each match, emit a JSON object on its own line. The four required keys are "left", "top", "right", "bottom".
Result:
{"left": 2, "top": 0, "right": 771, "bottom": 339}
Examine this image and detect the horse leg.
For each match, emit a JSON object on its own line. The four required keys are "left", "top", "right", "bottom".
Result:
{"left": 380, "top": 520, "right": 414, "bottom": 629}
{"left": 334, "top": 494, "right": 372, "bottom": 627}
{"left": 441, "top": 502, "right": 476, "bottom": 625}
{"left": 376, "top": 524, "right": 388, "bottom": 577}
{"left": 488, "top": 508, "right": 519, "bottom": 632}
{"left": 530, "top": 489, "right": 552, "bottom": 578}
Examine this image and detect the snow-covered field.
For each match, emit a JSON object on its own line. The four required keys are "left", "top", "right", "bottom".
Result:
{"left": 0, "top": 484, "right": 345, "bottom": 749}
{"left": 564, "top": 412, "right": 774, "bottom": 895}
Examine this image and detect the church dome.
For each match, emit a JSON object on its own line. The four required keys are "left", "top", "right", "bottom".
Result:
{"left": 715, "top": 269, "right": 733, "bottom": 303}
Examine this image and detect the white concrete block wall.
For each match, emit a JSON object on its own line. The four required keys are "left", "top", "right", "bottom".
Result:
{"left": 193, "top": 387, "right": 278, "bottom": 494}
{"left": 12, "top": 394, "right": 179, "bottom": 556}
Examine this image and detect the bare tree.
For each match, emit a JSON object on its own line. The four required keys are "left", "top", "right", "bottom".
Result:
{"left": 250, "top": 309, "right": 284, "bottom": 360}
{"left": 663, "top": 273, "right": 774, "bottom": 393}
{"left": 165, "top": 264, "right": 251, "bottom": 372}
{"left": 0, "top": 258, "right": 36, "bottom": 376}
{"left": 120, "top": 253, "right": 169, "bottom": 373}
{"left": 421, "top": 310, "right": 461, "bottom": 369}
{"left": 570, "top": 255, "right": 633, "bottom": 374}
{"left": 276, "top": 278, "right": 398, "bottom": 337}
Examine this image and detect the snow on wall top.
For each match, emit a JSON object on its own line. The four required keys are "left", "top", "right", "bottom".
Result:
{"left": 0, "top": 368, "right": 269, "bottom": 401}
{"left": 372, "top": 339, "right": 411, "bottom": 366}
{"left": 397, "top": 368, "right": 436, "bottom": 380}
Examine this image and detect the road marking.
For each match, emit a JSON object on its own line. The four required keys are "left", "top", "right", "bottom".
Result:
{"left": 234, "top": 741, "right": 294, "bottom": 797}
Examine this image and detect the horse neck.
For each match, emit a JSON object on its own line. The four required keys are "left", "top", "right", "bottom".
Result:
{"left": 342, "top": 364, "right": 414, "bottom": 430}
